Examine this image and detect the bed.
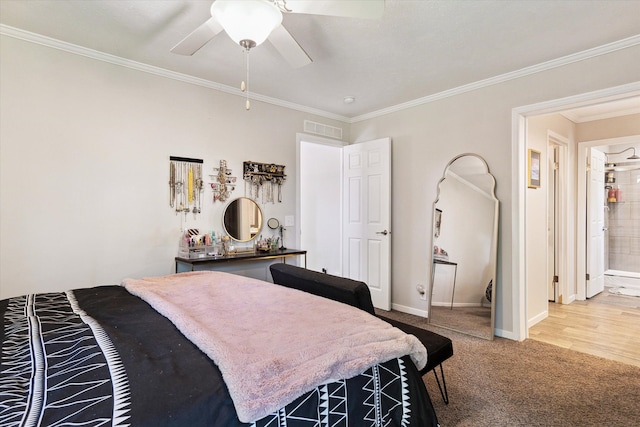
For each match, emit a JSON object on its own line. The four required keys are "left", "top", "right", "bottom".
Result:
{"left": 1, "top": 271, "right": 439, "bottom": 426}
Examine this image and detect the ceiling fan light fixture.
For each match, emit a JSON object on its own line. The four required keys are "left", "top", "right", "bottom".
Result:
{"left": 211, "top": 0, "right": 282, "bottom": 47}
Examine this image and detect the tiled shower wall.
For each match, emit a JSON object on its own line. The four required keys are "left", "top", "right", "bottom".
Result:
{"left": 607, "top": 167, "right": 640, "bottom": 273}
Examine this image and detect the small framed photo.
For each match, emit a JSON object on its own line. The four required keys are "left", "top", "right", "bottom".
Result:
{"left": 527, "top": 149, "right": 541, "bottom": 189}
{"left": 434, "top": 208, "right": 442, "bottom": 238}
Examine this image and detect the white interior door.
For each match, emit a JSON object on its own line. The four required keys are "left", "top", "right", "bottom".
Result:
{"left": 586, "top": 148, "right": 606, "bottom": 298}
{"left": 343, "top": 137, "right": 391, "bottom": 310}
{"left": 547, "top": 145, "right": 558, "bottom": 302}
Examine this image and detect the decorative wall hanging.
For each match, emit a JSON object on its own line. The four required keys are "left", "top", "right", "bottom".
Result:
{"left": 434, "top": 208, "right": 442, "bottom": 238}
{"left": 243, "top": 161, "right": 286, "bottom": 203}
{"left": 527, "top": 149, "right": 541, "bottom": 189}
{"left": 210, "top": 160, "right": 237, "bottom": 202}
{"left": 169, "top": 156, "right": 204, "bottom": 216}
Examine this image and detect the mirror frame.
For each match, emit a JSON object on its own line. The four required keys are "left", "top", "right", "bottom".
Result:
{"left": 267, "top": 218, "right": 280, "bottom": 229}
{"left": 428, "top": 153, "right": 499, "bottom": 340}
{"left": 222, "top": 197, "right": 263, "bottom": 242}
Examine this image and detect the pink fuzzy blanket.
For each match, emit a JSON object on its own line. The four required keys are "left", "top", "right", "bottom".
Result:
{"left": 123, "top": 271, "right": 427, "bottom": 423}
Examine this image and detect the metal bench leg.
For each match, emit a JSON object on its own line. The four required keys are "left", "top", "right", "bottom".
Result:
{"left": 433, "top": 363, "right": 449, "bottom": 404}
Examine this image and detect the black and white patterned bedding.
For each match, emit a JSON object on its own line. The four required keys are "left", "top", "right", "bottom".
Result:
{"left": 1, "top": 285, "right": 438, "bottom": 426}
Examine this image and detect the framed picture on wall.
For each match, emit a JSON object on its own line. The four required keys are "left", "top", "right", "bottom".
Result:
{"left": 528, "top": 149, "right": 541, "bottom": 188}
{"left": 434, "top": 208, "right": 442, "bottom": 238}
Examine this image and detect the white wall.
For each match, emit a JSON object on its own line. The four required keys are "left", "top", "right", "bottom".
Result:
{"left": 577, "top": 114, "right": 640, "bottom": 142}
{"left": 351, "top": 44, "right": 640, "bottom": 338}
{"left": 0, "top": 35, "right": 346, "bottom": 298}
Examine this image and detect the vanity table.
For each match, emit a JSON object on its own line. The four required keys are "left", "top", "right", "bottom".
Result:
{"left": 175, "top": 248, "right": 307, "bottom": 273}
{"left": 180, "top": 196, "right": 306, "bottom": 279}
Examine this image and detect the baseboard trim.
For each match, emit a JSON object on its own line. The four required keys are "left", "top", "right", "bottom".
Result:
{"left": 391, "top": 303, "right": 428, "bottom": 318}
{"left": 528, "top": 310, "right": 549, "bottom": 328}
{"left": 495, "top": 328, "right": 518, "bottom": 341}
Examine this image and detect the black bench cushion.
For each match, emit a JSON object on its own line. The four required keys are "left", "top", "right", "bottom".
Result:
{"left": 379, "top": 316, "right": 453, "bottom": 375}
{"left": 269, "top": 264, "right": 453, "bottom": 376}
{"left": 269, "top": 264, "right": 376, "bottom": 315}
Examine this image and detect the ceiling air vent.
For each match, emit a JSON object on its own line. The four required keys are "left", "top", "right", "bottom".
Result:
{"left": 304, "top": 120, "right": 343, "bottom": 140}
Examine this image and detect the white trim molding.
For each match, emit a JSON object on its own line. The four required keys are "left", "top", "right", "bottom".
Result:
{"left": 0, "top": 24, "right": 351, "bottom": 123}
{"left": 352, "top": 35, "right": 640, "bottom": 123}
{"left": 2, "top": 24, "right": 639, "bottom": 124}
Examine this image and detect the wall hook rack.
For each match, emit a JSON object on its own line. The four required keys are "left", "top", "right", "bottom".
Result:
{"left": 169, "top": 156, "right": 204, "bottom": 217}
{"left": 243, "top": 160, "right": 286, "bottom": 203}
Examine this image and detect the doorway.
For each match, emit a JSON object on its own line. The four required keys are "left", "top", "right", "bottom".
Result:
{"left": 576, "top": 135, "right": 640, "bottom": 300}
{"left": 297, "top": 134, "right": 393, "bottom": 310}
{"left": 513, "top": 83, "right": 640, "bottom": 341}
{"left": 297, "top": 134, "right": 345, "bottom": 276}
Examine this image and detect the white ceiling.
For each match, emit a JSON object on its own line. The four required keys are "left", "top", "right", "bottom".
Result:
{"left": 1, "top": 0, "right": 640, "bottom": 119}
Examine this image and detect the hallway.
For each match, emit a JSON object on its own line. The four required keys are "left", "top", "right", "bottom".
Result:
{"left": 529, "top": 286, "right": 640, "bottom": 368}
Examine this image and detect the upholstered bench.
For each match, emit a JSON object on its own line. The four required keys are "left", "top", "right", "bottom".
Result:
{"left": 379, "top": 316, "right": 453, "bottom": 403}
{"left": 269, "top": 264, "right": 453, "bottom": 404}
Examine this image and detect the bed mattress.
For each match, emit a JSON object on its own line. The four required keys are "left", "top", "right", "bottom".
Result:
{"left": 1, "top": 285, "right": 438, "bottom": 426}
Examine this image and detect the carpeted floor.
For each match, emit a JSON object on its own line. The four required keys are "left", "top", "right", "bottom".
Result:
{"left": 378, "top": 310, "right": 640, "bottom": 426}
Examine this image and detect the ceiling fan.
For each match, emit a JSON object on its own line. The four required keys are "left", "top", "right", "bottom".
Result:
{"left": 171, "top": 0, "right": 385, "bottom": 68}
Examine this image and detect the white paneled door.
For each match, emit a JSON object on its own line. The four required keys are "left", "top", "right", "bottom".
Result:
{"left": 587, "top": 148, "right": 606, "bottom": 298}
{"left": 343, "top": 138, "right": 391, "bottom": 310}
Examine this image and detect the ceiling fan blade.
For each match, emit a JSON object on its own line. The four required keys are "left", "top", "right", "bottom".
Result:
{"left": 170, "top": 17, "right": 224, "bottom": 55}
{"left": 283, "top": 0, "right": 384, "bottom": 19}
{"left": 268, "top": 24, "right": 312, "bottom": 68}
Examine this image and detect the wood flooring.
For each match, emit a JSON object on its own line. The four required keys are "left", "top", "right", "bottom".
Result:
{"left": 528, "top": 289, "right": 640, "bottom": 368}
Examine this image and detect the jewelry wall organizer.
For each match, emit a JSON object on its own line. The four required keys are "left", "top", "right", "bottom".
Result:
{"left": 243, "top": 161, "right": 286, "bottom": 203}
{"left": 169, "top": 156, "right": 204, "bottom": 217}
{"left": 210, "top": 160, "right": 237, "bottom": 202}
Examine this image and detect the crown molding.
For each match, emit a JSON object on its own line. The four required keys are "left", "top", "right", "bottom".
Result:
{"left": 350, "top": 34, "right": 640, "bottom": 123}
{"left": 2, "top": 24, "right": 638, "bottom": 125}
{"left": 0, "top": 24, "right": 351, "bottom": 123}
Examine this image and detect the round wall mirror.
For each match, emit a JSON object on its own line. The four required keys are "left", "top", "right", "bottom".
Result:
{"left": 267, "top": 218, "right": 280, "bottom": 229}
{"left": 223, "top": 197, "right": 263, "bottom": 242}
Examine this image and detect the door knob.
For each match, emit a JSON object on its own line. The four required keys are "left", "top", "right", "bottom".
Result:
{"left": 376, "top": 230, "right": 389, "bottom": 235}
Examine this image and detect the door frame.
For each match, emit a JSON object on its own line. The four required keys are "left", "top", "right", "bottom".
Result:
{"left": 547, "top": 144, "right": 558, "bottom": 303}
{"left": 511, "top": 82, "right": 640, "bottom": 341}
{"left": 547, "top": 131, "right": 570, "bottom": 304}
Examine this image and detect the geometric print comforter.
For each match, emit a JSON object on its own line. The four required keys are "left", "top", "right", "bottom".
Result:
{"left": 1, "top": 285, "right": 438, "bottom": 427}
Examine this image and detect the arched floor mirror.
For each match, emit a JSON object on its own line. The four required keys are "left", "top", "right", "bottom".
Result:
{"left": 428, "top": 154, "right": 499, "bottom": 340}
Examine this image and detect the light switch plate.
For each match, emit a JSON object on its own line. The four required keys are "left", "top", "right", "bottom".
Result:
{"left": 284, "top": 215, "right": 295, "bottom": 226}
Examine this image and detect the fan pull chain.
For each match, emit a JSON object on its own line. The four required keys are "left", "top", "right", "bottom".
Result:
{"left": 241, "top": 47, "right": 251, "bottom": 110}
